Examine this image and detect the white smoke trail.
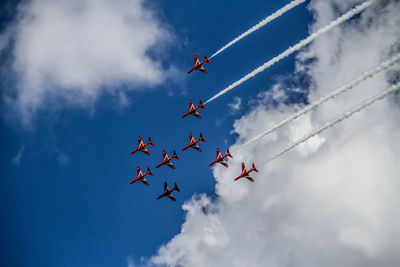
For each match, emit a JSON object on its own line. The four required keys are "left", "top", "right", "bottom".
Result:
{"left": 264, "top": 82, "right": 400, "bottom": 165}
{"left": 205, "top": 0, "right": 377, "bottom": 105}
{"left": 233, "top": 53, "right": 400, "bottom": 153}
{"left": 210, "top": 0, "right": 307, "bottom": 59}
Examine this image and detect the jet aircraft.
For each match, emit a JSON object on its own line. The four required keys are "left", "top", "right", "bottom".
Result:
{"left": 156, "top": 182, "right": 181, "bottom": 202}
{"left": 182, "top": 100, "right": 205, "bottom": 119}
{"left": 156, "top": 150, "right": 180, "bottom": 169}
{"left": 187, "top": 55, "right": 211, "bottom": 74}
{"left": 130, "top": 136, "right": 154, "bottom": 156}
{"left": 129, "top": 166, "right": 154, "bottom": 185}
{"left": 182, "top": 133, "right": 206, "bottom": 152}
{"left": 234, "top": 162, "right": 259, "bottom": 182}
{"left": 209, "top": 148, "right": 233, "bottom": 168}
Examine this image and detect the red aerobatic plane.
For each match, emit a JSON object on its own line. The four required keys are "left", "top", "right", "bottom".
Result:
{"left": 182, "top": 133, "right": 206, "bottom": 152}
{"left": 234, "top": 162, "right": 259, "bottom": 182}
{"left": 156, "top": 150, "right": 180, "bottom": 169}
{"left": 156, "top": 182, "right": 181, "bottom": 202}
{"left": 129, "top": 166, "right": 154, "bottom": 185}
{"left": 209, "top": 148, "right": 233, "bottom": 168}
{"left": 182, "top": 100, "right": 205, "bottom": 119}
{"left": 130, "top": 136, "right": 154, "bottom": 156}
{"left": 187, "top": 55, "right": 211, "bottom": 74}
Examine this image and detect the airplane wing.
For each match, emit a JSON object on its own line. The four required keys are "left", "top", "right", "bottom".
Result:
{"left": 156, "top": 194, "right": 164, "bottom": 200}
{"left": 137, "top": 167, "right": 141, "bottom": 176}
{"left": 162, "top": 150, "right": 168, "bottom": 161}
{"left": 193, "top": 144, "right": 202, "bottom": 152}
{"left": 246, "top": 176, "right": 254, "bottom": 182}
{"left": 166, "top": 161, "right": 176, "bottom": 169}
{"left": 141, "top": 147, "right": 150, "bottom": 156}
{"left": 164, "top": 182, "right": 168, "bottom": 192}
{"left": 198, "top": 66, "right": 207, "bottom": 74}
{"left": 168, "top": 195, "right": 176, "bottom": 201}
{"left": 193, "top": 111, "right": 202, "bottom": 119}
{"left": 140, "top": 178, "right": 150, "bottom": 186}
{"left": 241, "top": 162, "right": 246, "bottom": 173}
{"left": 218, "top": 161, "right": 229, "bottom": 168}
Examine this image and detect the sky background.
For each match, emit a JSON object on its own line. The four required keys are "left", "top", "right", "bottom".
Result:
{"left": 0, "top": 1, "right": 312, "bottom": 266}
{"left": 1, "top": 0, "right": 400, "bottom": 267}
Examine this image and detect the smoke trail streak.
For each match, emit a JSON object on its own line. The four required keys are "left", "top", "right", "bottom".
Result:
{"left": 205, "top": 0, "right": 377, "bottom": 105}
{"left": 210, "top": 0, "right": 307, "bottom": 59}
{"left": 233, "top": 53, "right": 400, "bottom": 153}
{"left": 264, "top": 82, "right": 400, "bottom": 165}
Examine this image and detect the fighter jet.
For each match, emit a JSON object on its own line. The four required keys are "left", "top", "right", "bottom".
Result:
{"left": 129, "top": 166, "right": 154, "bottom": 185}
{"left": 187, "top": 55, "right": 211, "bottom": 74}
{"left": 182, "top": 100, "right": 205, "bottom": 119}
{"left": 182, "top": 133, "right": 206, "bottom": 152}
{"left": 234, "top": 162, "right": 259, "bottom": 182}
{"left": 156, "top": 182, "right": 181, "bottom": 201}
{"left": 156, "top": 150, "right": 180, "bottom": 169}
{"left": 209, "top": 148, "right": 233, "bottom": 168}
{"left": 130, "top": 136, "right": 154, "bottom": 156}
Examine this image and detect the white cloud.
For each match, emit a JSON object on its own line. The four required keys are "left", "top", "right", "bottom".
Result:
{"left": 148, "top": 1, "right": 400, "bottom": 266}
{"left": 228, "top": 97, "right": 242, "bottom": 112}
{"left": 127, "top": 256, "right": 137, "bottom": 267}
{"left": 1, "top": 0, "right": 174, "bottom": 125}
{"left": 12, "top": 145, "right": 24, "bottom": 165}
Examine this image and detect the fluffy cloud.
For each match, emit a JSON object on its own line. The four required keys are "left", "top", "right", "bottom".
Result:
{"left": 149, "top": 1, "right": 400, "bottom": 266}
{"left": 1, "top": 0, "right": 173, "bottom": 124}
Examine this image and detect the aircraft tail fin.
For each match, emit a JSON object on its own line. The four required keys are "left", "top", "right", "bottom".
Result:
{"left": 173, "top": 150, "right": 180, "bottom": 160}
{"left": 199, "top": 133, "right": 206, "bottom": 142}
{"left": 199, "top": 100, "right": 205, "bottom": 109}
{"left": 227, "top": 149, "right": 233, "bottom": 158}
{"left": 147, "top": 167, "right": 154, "bottom": 176}
{"left": 148, "top": 137, "right": 154, "bottom": 146}
{"left": 252, "top": 163, "right": 259, "bottom": 172}
{"left": 204, "top": 55, "right": 211, "bottom": 64}
{"left": 174, "top": 183, "right": 181, "bottom": 192}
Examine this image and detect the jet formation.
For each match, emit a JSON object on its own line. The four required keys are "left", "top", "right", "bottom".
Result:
{"left": 127, "top": 55, "right": 260, "bottom": 202}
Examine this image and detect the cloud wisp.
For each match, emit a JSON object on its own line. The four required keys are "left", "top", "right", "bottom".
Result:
{"left": 205, "top": 0, "right": 377, "bottom": 104}
{"left": 210, "top": 0, "right": 307, "bottom": 59}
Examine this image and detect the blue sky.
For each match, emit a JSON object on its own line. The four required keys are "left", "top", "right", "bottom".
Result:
{"left": 0, "top": 0, "right": 317, "bottom": 266}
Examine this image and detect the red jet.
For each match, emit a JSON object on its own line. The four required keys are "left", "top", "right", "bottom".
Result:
{"left": 130, "top": 136, "right": 154, "bottom": 156}
{"left": 156, "top": 150, "right": 180, "bottom": 169}
{"left": 234, "top": 162, "right": 259, "bottom": 182}
{"left": 182, "top": 133, "right": 206, "bottom": 152}
{"left": 187, "top": 55, "right": 211, "bottom": 74}
{"left": 129, "top": 166, "right": 154, "bottom": 185}
{"left": 156, "top": 182, "right": 181, "bottom": 202}
{"left": 182, "top": 100, "right": 205, "bottom": 119}
{"left": 209, "top": 148, "right": 233, "bottom": 168}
